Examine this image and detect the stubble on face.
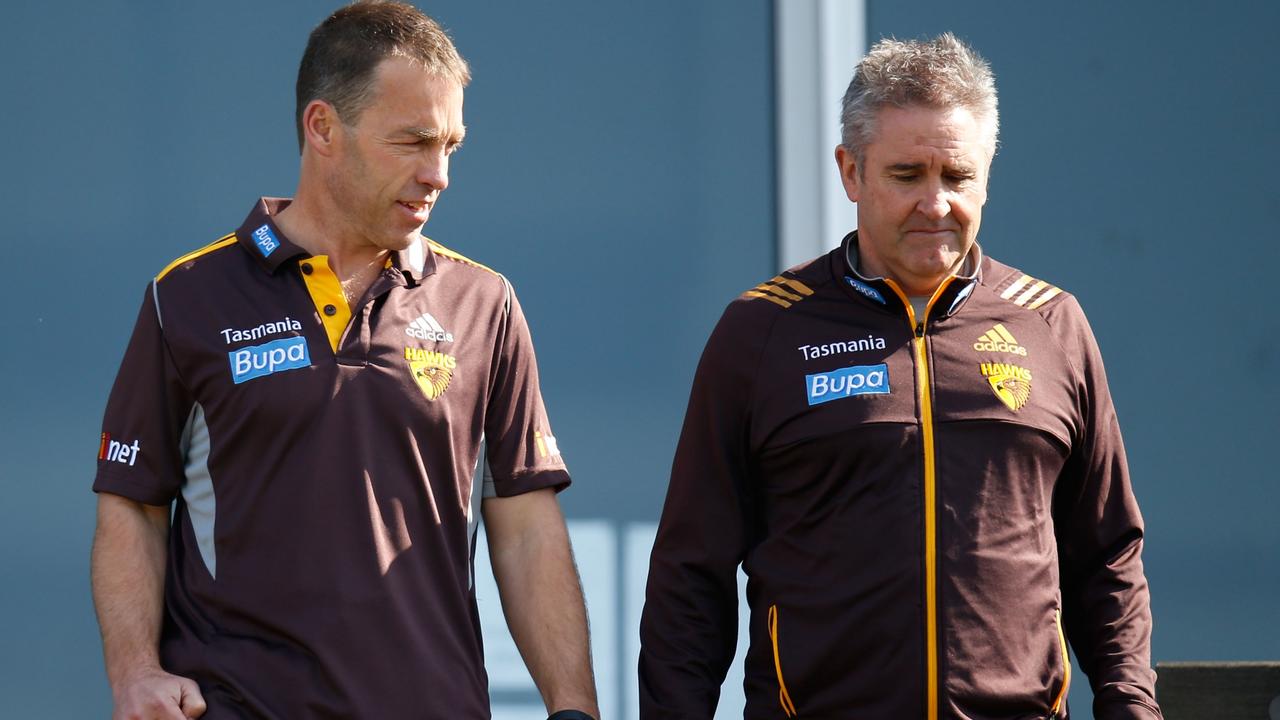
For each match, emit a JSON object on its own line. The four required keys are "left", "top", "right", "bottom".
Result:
{"left": 325, "top": 58, "right": 465, "bottom": 255}
{"left": 840, "top": 104, "right": 992, "bottom": 297}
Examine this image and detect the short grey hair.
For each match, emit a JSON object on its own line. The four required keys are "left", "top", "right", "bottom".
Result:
{"left": 840, "top": 32, "right": 998, "bottom": 167}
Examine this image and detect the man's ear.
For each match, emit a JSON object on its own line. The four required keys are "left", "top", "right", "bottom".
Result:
{"left": 835, "top": 144, "right": 860, "bottom": 203}
{"left": 300, "top": 100, "right": 341, "bottom": 157}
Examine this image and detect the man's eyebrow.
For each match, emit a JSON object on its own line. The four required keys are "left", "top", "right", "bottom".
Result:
{"left": 886, "top": 163, "right": 925, "bottom": 173}
{"left": 406, "top": 126, "right": 467, "bottom": 141}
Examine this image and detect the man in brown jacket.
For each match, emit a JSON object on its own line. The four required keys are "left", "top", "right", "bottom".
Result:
{"left": 640, "top": 33, "right": 1160, "bottom": 720}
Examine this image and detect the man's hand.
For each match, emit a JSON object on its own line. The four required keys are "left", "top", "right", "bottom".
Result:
{"left": 111, "top": 665, "right": 206, "bottom": 719}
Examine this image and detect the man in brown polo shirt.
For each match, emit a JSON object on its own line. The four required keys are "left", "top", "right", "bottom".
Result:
{"left": 640, "top": 34, "right": 1161, "bottom": 719}
{"left": 91, "top": 3, "right": 598, "bottom": 719}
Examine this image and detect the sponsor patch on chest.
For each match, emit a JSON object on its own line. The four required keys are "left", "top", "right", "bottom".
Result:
{"left": 228, "top": 336, "right": 311, "bottom": 384}
{"left": 805, "top": 364, "right": 890, "bottom": 405}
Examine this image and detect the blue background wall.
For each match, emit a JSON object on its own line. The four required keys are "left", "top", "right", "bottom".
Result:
{"left": 0, "top": 1, "right": 1275, "bottom": 717}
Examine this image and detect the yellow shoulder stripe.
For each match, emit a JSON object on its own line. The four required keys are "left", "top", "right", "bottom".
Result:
{"left": 743, "top": 276, "right": 814, "bottom": 309}
{"left": 155, "top": 233, "right": 238, "bottom": 281}
{"left": 427, "top": 239, "right": 498, "bottom": 275}
{"left": 771, "top": 276, "right": 814, "bottom": 296}
{"left": 745, "top": 290, "right": 791, "bottom": 308}
{"left": 999, "top": 273, "right": 1063, "bottom": 309}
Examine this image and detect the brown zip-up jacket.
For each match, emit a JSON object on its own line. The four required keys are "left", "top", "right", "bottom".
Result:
{"left": 639, "top": 233, "right": 1160, "bottom": 720}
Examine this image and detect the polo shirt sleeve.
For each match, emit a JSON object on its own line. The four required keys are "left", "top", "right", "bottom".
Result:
{"left": 482, "top": 278, "right": 570, "bottom": 497}
{"left": 93, "top": 283, "right": 194, "bottom": 506}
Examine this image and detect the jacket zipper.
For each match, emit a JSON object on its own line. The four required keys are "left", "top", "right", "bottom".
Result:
{"left": 884, "top": 278, "right": 952, "bottom": 720}
{"left": 1049, "top": 608, "right": 1072, "bottom": 718}
{"left": 768, "top": 605, "right": 798, "bottom": 717}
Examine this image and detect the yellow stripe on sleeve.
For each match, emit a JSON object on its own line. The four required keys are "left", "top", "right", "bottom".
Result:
{"left": 1000, "top": 274, "right": 1033, "bottom": 300}
{"left": 1026, "top": 286, "right": 1063, "bottom": 310}
{"left": 758, "top": 283, "right": 803, "bottom": 302}
{"left": 745, "top": 290, "right": 791, "bottom": 308}
{"left": 1014, "top": 280, "right": 1049, "bottom": 307}
{"left": 772, "top": 276, "right": 814, "bottom": 296}
{"left": 155, "top": 234, "right": 238, "bottom": 281}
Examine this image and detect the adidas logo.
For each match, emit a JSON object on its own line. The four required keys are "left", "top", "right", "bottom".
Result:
{"left": 973, "top": 323, "right": 1027, "bottom": 356}
{"left": 406, "top": 312, "right": 454, "bottom": 342}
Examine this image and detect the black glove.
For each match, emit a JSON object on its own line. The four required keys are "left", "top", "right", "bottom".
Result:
{"left": 547, "top": 711, "right": 596, "bottom": 720}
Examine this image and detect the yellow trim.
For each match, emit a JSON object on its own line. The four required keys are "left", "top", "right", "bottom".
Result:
{"left": 767, "top": 605, "right": 797, "bottom": 718}
{"left": 300, "top": 256, "right": 350, "bottom": 353}
{"left": 427, "top": 239, "right": 498, "bottom": 275}
{"left": 772, "top": 276, "right": 814, "bottom": 296}
{"left": 1026, "top": 286, "right": 1063, "bottom": 310}
{"left": 1050, "top": 609, "right": 1072, "bottom": 717}
{"left": 882, "top": 277, "right": 947, "bottom": 720}
{"left": 745, "top": 290, "right": 791, "bottom": 308}
{"left": 1000, "top": 274, "right": 1033, "bottom": 300}
{"left": 993, "top": 324, "right": 1018, "bottom": 344}
{"left": 758, "top": 283, "right": 803, "bottom": 302}
{"left": 1014, "top": 280, "right": 1049, "bottom": 307}
{"left": 155, "top": 234, "right": 238, "bottom": 281}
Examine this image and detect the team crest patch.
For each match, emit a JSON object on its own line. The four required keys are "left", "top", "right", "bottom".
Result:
{"left": 405, "top": 347, "right": 457, "bottom": 401}
{"left": 980, "top": 362, "right": 1032, "bottom": 412}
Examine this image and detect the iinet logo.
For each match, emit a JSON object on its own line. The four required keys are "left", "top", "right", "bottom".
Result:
{"left": 98, "top": 433, "right": 141, "bottom": 467}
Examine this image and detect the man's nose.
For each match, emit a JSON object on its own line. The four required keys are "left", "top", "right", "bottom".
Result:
{"left": 916, "top": 184, "right": 951, "bottom": 220}
{"left": 417, "top": 152, "right": 449, "bottom": 192}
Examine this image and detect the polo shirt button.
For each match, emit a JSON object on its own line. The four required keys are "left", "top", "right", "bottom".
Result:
{"left": 323, "top": 304, "right": 337, "bottom": 316}
{"left": 301, "top": 263, "right": 313, "bottom": 275}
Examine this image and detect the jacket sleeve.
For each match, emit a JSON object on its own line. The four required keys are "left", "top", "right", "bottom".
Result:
{"left": 639, "top": 300, "right": 763, "bottom": 719}
{"left": 1048, "top": 296, "right": 1161, "bottom": 720}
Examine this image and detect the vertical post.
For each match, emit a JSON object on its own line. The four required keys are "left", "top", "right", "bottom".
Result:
{"left": 775, "top": 0, "right": 866, "bottom": 270}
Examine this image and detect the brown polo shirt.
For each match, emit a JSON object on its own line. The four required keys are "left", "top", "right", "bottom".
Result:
{"left": 94, "top": 197, "right": 570, "bottom": 719}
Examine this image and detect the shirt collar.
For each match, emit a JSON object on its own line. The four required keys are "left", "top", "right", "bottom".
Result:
{"left": 235, "top": 197, "right": 437, "bottom": 282}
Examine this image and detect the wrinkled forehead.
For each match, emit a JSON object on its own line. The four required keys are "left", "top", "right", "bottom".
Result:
{"left": 868, "top": 103, "right": 997, "bottom": 164}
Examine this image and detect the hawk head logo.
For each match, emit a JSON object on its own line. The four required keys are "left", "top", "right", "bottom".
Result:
{"left": 979, "top": 362, "right": 1032, "bottom": 412}
{"left": 406, "top": 351, "right": 457, "bottom": 401}
{"left": 987, "top": 374, "right": 1031, "bottom": 411}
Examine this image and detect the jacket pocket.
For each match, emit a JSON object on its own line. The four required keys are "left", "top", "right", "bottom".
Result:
{"left": 1048, "top": 608, "right": 1072, "bottom": 719}
{"left": 767, "top": 604, "right": 798, "bottom": 717}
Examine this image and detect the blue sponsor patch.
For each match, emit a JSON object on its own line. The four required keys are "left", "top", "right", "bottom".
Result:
{"left": 806, "top": 363, "right": 890, "bottom": 405}
{"left": 229, "top": 336, "right": 310, "bottom": 384}
{"left": 844, "top": 276, "right": 886, "bottom": 305}
{"left": 251, "top": 224, "right": 281, "bottom": 257}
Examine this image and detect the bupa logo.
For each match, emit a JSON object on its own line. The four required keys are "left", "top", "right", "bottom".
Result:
{"left": 806, "top": 363, "right": 890, "bottom": 405}
{"left": 229, "top": 336, "right": 311, "bottom": 384}
{"left": 844, "top": 277, "right": 886, "bottom": 305}
{"left": 252, "top": 224, "right": 281, "bottom": 258}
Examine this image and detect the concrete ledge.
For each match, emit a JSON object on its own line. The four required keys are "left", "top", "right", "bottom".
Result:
{"left": 1156, "top": 661, "right": 1280, "bottom": 720}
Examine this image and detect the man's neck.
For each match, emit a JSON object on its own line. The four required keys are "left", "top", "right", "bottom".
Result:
{"left": 274, "top": 189, "right": 392, "bottom": 283}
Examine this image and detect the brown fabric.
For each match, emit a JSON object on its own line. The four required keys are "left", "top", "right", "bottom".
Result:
{"left": 94, "top": 198, "right": 569, "bottom": 718}
{"left": 640, "top": 232, "right": 1159, "bottom": 719}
